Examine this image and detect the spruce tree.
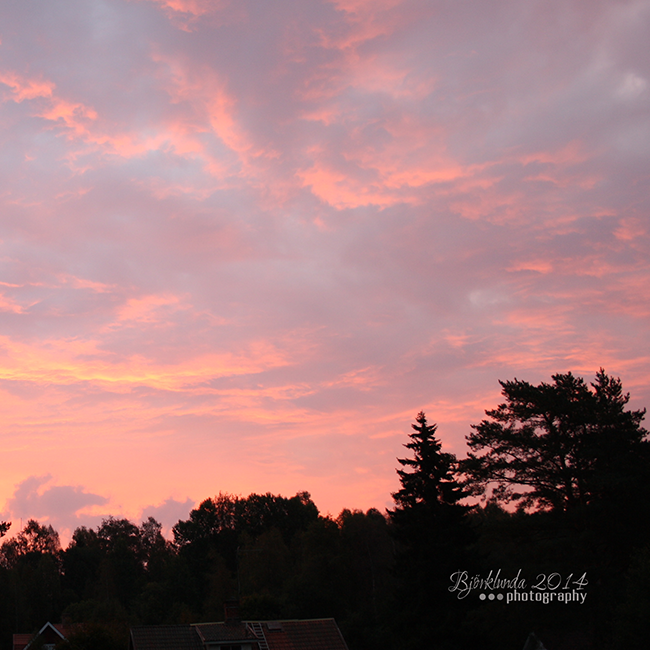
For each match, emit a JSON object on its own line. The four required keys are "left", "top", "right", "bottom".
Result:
{"left": 389, "top": 413, "right": 473, "bottom": 649}
{"left": 392, "top": 412, "right": 466, "bottom": 513}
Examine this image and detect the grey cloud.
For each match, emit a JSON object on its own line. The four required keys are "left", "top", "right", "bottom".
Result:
{"left": 141, "top": 497, "right": 195, "bottom": 535}
{"left": 6, "top": 475, "right": 109, "bottom": 528}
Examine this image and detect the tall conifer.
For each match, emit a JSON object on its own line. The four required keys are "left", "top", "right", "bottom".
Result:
{"left": 388, "top": 413, "right": 473, "bottom": 649}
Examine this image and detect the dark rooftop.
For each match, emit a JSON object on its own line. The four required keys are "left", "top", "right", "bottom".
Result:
{"left": 131, "top": 619, "right": 349, "bottom": 650}
{"left": 130, "top": 625, "right": 204, "bottom": 650}
{"left": 196, "top": 623, "right": 259, "bottom": 644}
{"left": 257, "top": 619, "right": 348, "bottom": 650}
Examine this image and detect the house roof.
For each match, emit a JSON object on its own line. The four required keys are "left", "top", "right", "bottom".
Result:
{"left": 253, "top": 619, "right": 349, "bottom": 650}
{"left": 13, "top": 622, "right": 71, "bottom": 650}
{"left": 131, "top": 619, "right": 349, "bottom": 650}
{"left": 196, "top": 623, "right": 259, "bottom": 644}
{"left": 12, "top": 634, "right": 32, "bottom": 650}
{"left": 130, "top": 626, "right": 204, "bottom": 650}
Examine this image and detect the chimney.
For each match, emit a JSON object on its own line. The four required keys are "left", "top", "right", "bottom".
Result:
{"left": 224, "top": 600, "right": 240, "bottom": 624}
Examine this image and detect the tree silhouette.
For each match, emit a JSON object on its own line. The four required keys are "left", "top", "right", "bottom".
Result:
{"left": 0, "top": 520, "right": 63, "bottom": 630}
{"left": 1, "top": 519, "right": 61, "bottom": 565}
{"left": 388, "top": 412, "right": 473, "bottom": 650}
{"left": 462, "top": 369, "right": 649, "bottom": 512}
{"left": 462, "top": 370, "right": 650, "bottom": 648}
{"left": 392, "top": 412, "right": 466, "bottom": 512}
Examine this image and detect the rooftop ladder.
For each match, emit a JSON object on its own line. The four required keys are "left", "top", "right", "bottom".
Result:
{"left": 248, "top": 622, "right": 269, "bottom": 650}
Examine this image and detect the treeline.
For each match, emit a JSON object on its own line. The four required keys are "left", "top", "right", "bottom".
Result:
{"left": 1, "top": 370, "right": 650, "bottom": 650}
{"left": 0, "top": 495, "right": 394, "bottom": 650}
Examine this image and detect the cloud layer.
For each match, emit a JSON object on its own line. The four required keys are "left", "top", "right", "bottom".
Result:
{"left": 1, "top": 0, "right": 649, "bottom": 529}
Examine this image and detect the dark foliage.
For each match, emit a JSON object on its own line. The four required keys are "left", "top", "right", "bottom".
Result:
{"left": 461, "top": 370, "right": 650, "bottom": 649}
{"left": 392, "top": 412, "right": 467, "bottom": 512}
{"left": 55, "top": 622, "right": 127, "bottom": 650}
{"left": 0, "top": 520, "right": 63, "bottom": 632}
{"left": 463, "top": 369, "right": 650, "bottom": 512}
{"left": 388, "top": 412, "right": 476, "bottom": 649}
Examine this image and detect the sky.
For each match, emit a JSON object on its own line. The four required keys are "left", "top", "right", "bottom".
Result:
{"left": 0, "top": 0, "right": 649, "bottom": 542}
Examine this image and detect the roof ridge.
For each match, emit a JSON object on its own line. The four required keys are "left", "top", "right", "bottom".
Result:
{"left": 192, "top": 618, "right": 336, "bottom": 625}
{"left": 242, "top": 618, "right": 336, "bottom": 623}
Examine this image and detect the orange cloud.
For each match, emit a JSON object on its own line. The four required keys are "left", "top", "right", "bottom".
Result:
{"left": 55, "top": 275, "right": 115, "bottom": 293}
{"left": 323, "top": 366, "right": 384, "bottom": 390}
{"left": 507, "top": 259, "right": 554, "bottom": 274}
{"left": 614, "top": 218, "right": 647, "bottom": 242}
{"left": 149, "top": 51, "right": 276, "bottom": 180}
{"left": 139, "top": 0, "right": 245, "bottom": 33}
{"left": 324, "top": 0, "right": 408, "bottom": 50}
{"left": 38, "top": 98, "right": 98, "bottom": 138}
{"left": 0, "top": 334, "right": 292, "bottom": 393}
{"left": 297, "top": 163, "right": 399, "bottom": 209}
{"left": 142, "top": 0, "right": 228, "bottom": 17}
{"left": 0, "top": 64, "right": 234, "bottom": 177}
{"left": 330, "top": 0, "right": 405, "bottom": 12}
{"left": 115, "top": 294, "right": 188, "bottom": 324}
{"left": 0, "top": 293, "right": 29, "bottom": 314}
{"left": 519, "top": 140, "right": 590, "bottom": 167}
{"left": 298, "top": 150, "right": 483, "bottom": 209}
{"left": 518, "top": 140, "right": 602, "bottom": 188}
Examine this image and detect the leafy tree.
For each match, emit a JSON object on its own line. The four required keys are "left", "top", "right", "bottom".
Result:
{"left": 62, "top": 515, "right": 172, "bottom": 623}
{"left": 139, "top": 517, "right": 167, "bottom": 566}
{"left": 173, "top": 491, "right": 320, "bottom": 551}
{"left": 0, "top": 521, "right": 9, "bottom": 538}
{"left": 463, "top": 369, "right": 650, "bottom": 512}
{"left": 174, "top": 493, "right": 236, "bottom": 542}
{"left": 238, "top": 527, "right": 291, "bottom": 611}
{"left": 232, "top": 491, "right": 319, "bottom": 545}
{"left": 1, "top": 519, "right": 61, "bottom": 567}
{"left": 55, "top": 622, "right": 126, "bottom": 650}
{"left": 63, "top": 526, "right": 103, "bottom": 603}
{"left": 0, "top": 520, "right": 63, "bottom": 630}
{"left": 611, "top": 545, "right": 650, "bottom": 649}
{"left": 285, "top": 516, "right": 343, "bottom": 619}
{"left": 172, "top": 491, "right": 320, "bottom": 620}
{"left": 335, "top": 509, "right": 394, "bottom": 650}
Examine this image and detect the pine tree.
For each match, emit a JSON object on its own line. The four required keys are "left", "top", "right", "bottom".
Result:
{"left": 463, "top": 370, "right": 650, "bottom": 512}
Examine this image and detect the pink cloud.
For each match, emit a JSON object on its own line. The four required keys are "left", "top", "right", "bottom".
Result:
{"left": 144, "top": 0, "right": 220, "bottom": 17}
{"left": 0, "top": 71, "right": 55, "bottom": 102}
